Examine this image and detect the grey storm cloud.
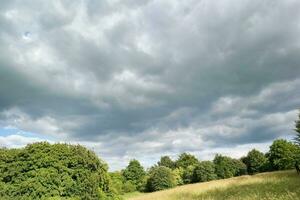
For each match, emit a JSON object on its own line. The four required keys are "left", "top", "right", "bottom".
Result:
{"left": 0, "top": 0, "right": 300, "bottom": 169}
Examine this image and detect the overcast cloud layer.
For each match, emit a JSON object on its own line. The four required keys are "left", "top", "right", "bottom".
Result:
{"left": 0, "top": 0, "right": 300, "bottom": 170}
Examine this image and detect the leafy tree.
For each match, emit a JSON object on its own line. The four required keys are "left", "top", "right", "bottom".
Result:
{"left": 267, "top": 139, "right": 299, "bottom": 170}
{"left": 146, "top": 166, "right": 175, "bottom": 192}
{"left": 172, "top": 168, "right": 184, "bottom": 185}
{"left": 213, "top": 154, "right": 245, "bottom": 179}
{"left": 109, "top": 172, "right": 125, "bottom": 194}
{"left": 232, "top": 158, "right": 247, "bottom": 176}
{"left": 175, "top": 153, "right": 199, "bottom": 168}
{"left": 192, "top": 161, "right": 217, "bottom": 183}
{"left": 158, "top": 156, "right": 175, "bottom": 169}
{"left": 0, "top": 142, "right": 116, "bottom": 200}
{"left": 243, "top": 149, "right": 267, "bottom": 174}
{"left": 294, "top": 111, "right": 300, "bottom": 145}
{"left": 182, "top": 165, "right": 196, "bottom": 184}
{"left": 122, "top": 159, "right": 146, "bottom": 191}
{"left": 122, "top": 181, "right": 136, "bottom": 193}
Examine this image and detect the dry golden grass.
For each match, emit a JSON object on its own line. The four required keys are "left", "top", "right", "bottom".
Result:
{"left": 126, "top": 170, "right": 300, "bottom": 200}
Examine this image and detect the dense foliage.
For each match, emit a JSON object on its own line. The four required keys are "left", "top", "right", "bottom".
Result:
{"left": 175, "top": 153, "right": 198, "bottom": 168}
{"left": 146, "top": 166, "right": 176, "bottom": 192}
{"left": 192, "top": 161, "right": 217, "bottom": 183}
{"left": 122, "top": 159, "right": 146, "bottom": 191}
{"left": 157, "top": 156, "right": 175, "bottom": 169}
{"left": 267, "top": 139, "right": 299, "bottom": 170}
{"left": 243, "top": 149, "right": 267, "bottom": 174}
{"left": 213, "top": 155, "right": 246, "bottom": 179}
{"left": 0, "top": 142, "right": 116, "bottom": 200}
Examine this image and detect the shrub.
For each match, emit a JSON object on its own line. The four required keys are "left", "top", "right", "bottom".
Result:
{"left": 146, "top": 166, "right": 176, "bottom": 192}
{"left": 122, "top": 181, "right": 136, "bottom": 193}
{"left": 192, "top": 161, "right": 217, "bottom": 183}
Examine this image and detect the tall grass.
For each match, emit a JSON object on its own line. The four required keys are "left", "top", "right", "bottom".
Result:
{"left": 126, "top": 170, "right": 300, "bottom": 200}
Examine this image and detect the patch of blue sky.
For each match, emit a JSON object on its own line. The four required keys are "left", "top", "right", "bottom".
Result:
{"left": 0, "top": 126, "right": 56, "bottom": 141}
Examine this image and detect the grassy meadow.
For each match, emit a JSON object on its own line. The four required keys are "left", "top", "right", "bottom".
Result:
{"left": 125, "top": 170, "right": 300, "bottom": 200}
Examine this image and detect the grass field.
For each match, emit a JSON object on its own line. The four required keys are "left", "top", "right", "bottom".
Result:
{"left": 125, "top": 170, "right": 300, "bottom": 200}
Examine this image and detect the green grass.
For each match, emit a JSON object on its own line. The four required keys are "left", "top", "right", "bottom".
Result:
{"left": 126, "top": 170, "right": 300, "bottom": 200}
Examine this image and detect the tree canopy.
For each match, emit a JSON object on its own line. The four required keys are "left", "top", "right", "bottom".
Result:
{"left": 0, "top": 142, "right": 115, "bottom": 200}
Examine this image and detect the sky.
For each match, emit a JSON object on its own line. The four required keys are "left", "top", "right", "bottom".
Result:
{"left": 0, "top": 0, "right": 300, "bottom": 171}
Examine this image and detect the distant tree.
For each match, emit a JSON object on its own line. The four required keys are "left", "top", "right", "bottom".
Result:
{"left": 172, "top": 168, "right": 184, "bottom": 185}
{"left": 158, "top": 156, "right": 175, "bottom": 169}
{"left": 213, "top": 154, "right": 245, "bottom": 179}
{"left": 175, "top": 153, "right": 199, "bottom": 168}
{"left": 182, "top": 165, "right": 196, "bottom": 184}
{"left": 122, "top": 159, "right": 146, "bottom": 191}
{"left": 243, "top": 149, "right": 267, "bottom": 174}
{"left": 232, "top": 158, "right": 247, "bottom": 176}
{"left": 294, "top": 111, "right": 300, "bottom": 146}
{"left": 267, "top": 139, "right": 299, "bottom": 170}
{"left": 192, "top": 161, "right": 217, "bottom": 183}
{"left": 146, "top": 166, "right": 176, "bottom": 192}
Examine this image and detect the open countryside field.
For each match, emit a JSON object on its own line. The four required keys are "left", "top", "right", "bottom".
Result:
{"left": 126, "top": 170, "right": 300, "bottom": 200}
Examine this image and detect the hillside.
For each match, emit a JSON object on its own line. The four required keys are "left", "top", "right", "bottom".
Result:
{"left": 126, "top": 170, "right": 300, "bottom": 200}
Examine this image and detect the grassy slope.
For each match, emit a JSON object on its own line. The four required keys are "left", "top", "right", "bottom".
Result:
{"left": 126, "top": 170, "right": 300, "bottom": 200}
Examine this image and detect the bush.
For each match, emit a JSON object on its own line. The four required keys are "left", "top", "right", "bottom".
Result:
{"left": 267, "top": 139, "right": 299, "bottom": 170}
{"left": 122, "top": 181, "right": 136, "bottom": 193}
{"left": 243, "top": 149, "right": 268, "bottom": 174}
{"left": 146, "top": 166, "right": 176, "bottom": 192}
{"left": 0, "top": 142, "right": 114, "bottom": 200}
{"left": 192, "top": 161, "right": 217, "bottom": 183}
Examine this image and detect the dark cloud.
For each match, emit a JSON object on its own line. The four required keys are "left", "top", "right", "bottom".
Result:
{"left": 0, "top": 0, "right": 300, "bottom": 169}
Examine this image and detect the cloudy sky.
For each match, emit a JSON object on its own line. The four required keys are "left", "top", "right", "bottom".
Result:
{"left": 1, "top": 0, "right": 300, "bottom": 170}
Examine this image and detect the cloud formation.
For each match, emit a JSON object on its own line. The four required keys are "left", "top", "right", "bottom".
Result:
{"left": 0, "top": 0, "right": 300, "bottom": 170}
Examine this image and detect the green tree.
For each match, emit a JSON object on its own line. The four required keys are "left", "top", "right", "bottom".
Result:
{"left": 146, "top": 166, "right": 175, "bottom": 192}
{"left": 267, "top": 139, "right": 299, "bottom": 170}
{"left": 213, "top": 154, "right": 245, "bottom": 179}
{"left": 243, "top": 149, "right": 267, "bottom": 174}
{"left": 192, "top": 161, "right": 217, "bottom": 183}
{"left": 122, "top": 159, "right": 146, "bottom": 191}
{"left": 175, "top": 153, "right": 199, "bottom": 168}
{"left": 0, "top": 142, "right": 116, "bottom": 200}
{"left": 182, "top": 165, "right": 196, "bottom": 184}
{"left": 158, "top": 156, "right": 175, "bottom": 169}
{"left": 232, "top": 158, "right": 247, "bottom": 176}
{"left": 294, "top": 111, "right": 300, "bottom": 146}
{"left": 172, "top": 168, "right": 184, "bottom": 185}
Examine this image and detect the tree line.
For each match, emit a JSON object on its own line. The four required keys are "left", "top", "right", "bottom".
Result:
{"left": 0, "top": 111, "right": 299, "bottom": 199}
{"left": 109, "top": 111, "right": 300, "bottom": 194}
